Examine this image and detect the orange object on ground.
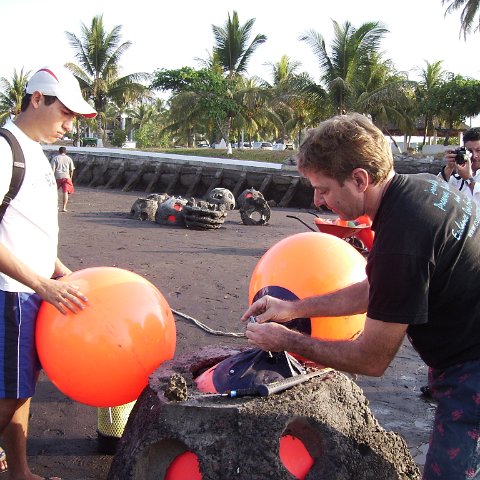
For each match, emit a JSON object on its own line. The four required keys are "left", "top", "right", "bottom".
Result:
{"left": 249, "top": 232, "right": 366, "bottom": 341}
{"left": 353, "top": 214, "right": 374, "bottom": 250}
{"left": 280, "top": 434, "right": 314, "bottom": 479}
{"left": 165, "top": 451, "right": 202, "bottom": 480}
{"left": 36, "top": 267, "right": 176, "bottom": 407}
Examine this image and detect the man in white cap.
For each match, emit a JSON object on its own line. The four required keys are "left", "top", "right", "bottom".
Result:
{"left": 0, "top": 65, "right": 96, "bottom": 480}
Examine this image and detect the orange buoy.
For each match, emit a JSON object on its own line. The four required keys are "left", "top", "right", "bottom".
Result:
{"left": 280, "top": 434, "right": 314, "bottom": 479}
{"left": 165, "top": 451, "right": 202, "bottom": 480}
{"left": 249, "top": 232, "right": 366, "bottom": 341}
{"left": 36, "top": 267, "right": 176, "bottom": 407}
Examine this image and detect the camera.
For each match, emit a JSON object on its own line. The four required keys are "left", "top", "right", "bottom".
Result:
{"left": 454, "top": 147, "right": 470, "bottom": 165}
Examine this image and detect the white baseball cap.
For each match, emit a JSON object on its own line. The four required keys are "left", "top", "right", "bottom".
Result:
{"left": 26, "top": 66, "right": 97, "bottom": 118}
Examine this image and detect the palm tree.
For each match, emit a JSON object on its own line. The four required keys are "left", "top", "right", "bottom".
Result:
{"left": 231, "top": 76, "right": 274, "bottom": 144}
{"left": 0, "top": 68, "right": 30, "bottom": 125}
{"left": 127, "top": 98, "right": 170, "bottom": 148}
{"left": 212, "top": 11, "right": 267, "bottom": 78}
{"left": 167, "top": 91, "right": 209, "bottom": 147}
{"left": 65, "top": 14, "right": 150, "bottom": 140}
{"left": 261, "top": 55, "right": 310, "bottom": 144}
{"left": 443, "top": 0, "right": 480, "bottom": 37}
{"left": 265, "top": 55, "right": 302, "bottom": 86}
{"left": 299, "top": 20, "right": 389, "bottom": 114}
{"left": 355, "top": 56, "right": 416, "bottom": 150}
{"left": 415, "top": 60, "right": 446, "bottom": 144}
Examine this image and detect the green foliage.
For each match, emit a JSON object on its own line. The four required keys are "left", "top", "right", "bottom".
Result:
{"left": 65, "top": 14, "right": 151, "bottom": 138}
{"left": 152, "top": 67, "right": 242, "bottom": 142}
{"left": 424, "top": 74, "right": 480, "bottom": 143}
{"left": 299, "top": 20, "right": 389, "bottom": 114}
{"left": 211, "top": 10, "right": 267, "bottom": 77}
{"left": 0, "top": 68, "right": 30, "bottom": 125}
{"left": 134, "top": 123, "right": 171, "bottom": 148}
{"left": 111, "top": 128, "right": 127, "bottom": 147}
{"left": 443, "top": 0, "right": 480, "bottom": 38}
{"left": 143, "top": 147, "right": 295, "bottom": 164}
{"left": 151, "top": 67, "right": 199, "bottom": 92}
{"left": 153, "top": 67, "right": 240, "bottom": 117}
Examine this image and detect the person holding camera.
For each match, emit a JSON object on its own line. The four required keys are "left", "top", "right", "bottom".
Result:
{"left": 438, "top": 127, "right": 480, "bottom": 203}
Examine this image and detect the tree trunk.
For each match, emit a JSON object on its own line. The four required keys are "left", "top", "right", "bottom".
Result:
{"left": 385, "top": 129, "right": 401, "bottom": 153}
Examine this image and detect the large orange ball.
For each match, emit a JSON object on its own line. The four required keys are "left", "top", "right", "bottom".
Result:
{"left": 36, "top": 267, "right": 176, "bottom": 407}
{"left": 249, "top": 232, "right": 366, "bottom": 340}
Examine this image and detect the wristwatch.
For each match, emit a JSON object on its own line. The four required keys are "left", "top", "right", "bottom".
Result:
{"left": 465, "top": 177, "right": 475, "bottom": 186}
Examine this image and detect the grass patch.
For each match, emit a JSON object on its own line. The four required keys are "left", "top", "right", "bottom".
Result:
{"left": 142, "top": 147, "right": 297, "bottom": 164}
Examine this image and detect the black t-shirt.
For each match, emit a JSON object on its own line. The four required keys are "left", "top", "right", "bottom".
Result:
{"left": 367, "top": 173, "right": 480, "bottom": 369}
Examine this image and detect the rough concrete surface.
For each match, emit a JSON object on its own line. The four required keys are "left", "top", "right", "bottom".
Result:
{"left": 108, "top": 346, "right": 420, "bottom": 480}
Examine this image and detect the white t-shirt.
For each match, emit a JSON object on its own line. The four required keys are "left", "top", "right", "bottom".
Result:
{"left": 438, "top": 168, "right": 480, "bottom": 205}
{"left": 0, "top": 121, "right": 58, "bottom": 292}
{"left": 51, "top": 153, "right": 74, "bottom": 179}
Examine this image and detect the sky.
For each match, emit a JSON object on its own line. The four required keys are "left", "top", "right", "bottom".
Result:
{"left": 1, "top": 0, "right": 479, "bottom": 87}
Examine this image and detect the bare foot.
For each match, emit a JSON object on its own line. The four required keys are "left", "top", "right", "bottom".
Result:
{"left": 61, "top": 208, "right": 67, "bottom": 212}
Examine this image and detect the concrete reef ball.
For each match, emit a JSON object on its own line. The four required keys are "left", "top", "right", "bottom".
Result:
{"left": 207, "top": 187, "right": 236, "bottom": 210}
{"left": 36, "top": 267, "right": 176, "bottom": 407}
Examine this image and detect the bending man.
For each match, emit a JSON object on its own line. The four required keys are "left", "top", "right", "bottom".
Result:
{"left": 243, "top": 113, "right": 480, "bottom": 480}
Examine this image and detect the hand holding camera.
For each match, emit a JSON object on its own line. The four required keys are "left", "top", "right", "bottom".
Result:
{"left": 453, "top": 147, "right": 471, "bottom": 165}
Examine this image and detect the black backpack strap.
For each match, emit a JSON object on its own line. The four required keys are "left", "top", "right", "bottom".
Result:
{"left": 0, "top": 128, "right": 26, "bottom": 223}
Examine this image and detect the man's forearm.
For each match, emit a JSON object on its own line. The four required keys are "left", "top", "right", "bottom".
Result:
{"left": 0, "top": 243, "right": 44, "bottom": 291}
{"left": 294, "top": 279, "right": 369, "bottom": 319}
{"left": 282, "top": 315, "right": 406, "bottom": 377}
{"left": 286, "top": 330, "right": 377, "bottom": 375}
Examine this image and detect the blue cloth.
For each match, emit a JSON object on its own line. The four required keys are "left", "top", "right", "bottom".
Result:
{"left": 423, "top": 360, "right": 480, "bottom": 479}
{"left": 0, "top": 290, "right": 41, "bottom": 398}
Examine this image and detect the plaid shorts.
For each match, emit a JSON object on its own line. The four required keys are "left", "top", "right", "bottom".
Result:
{"left": 0, "top": 290, "right": 41, "bottom": 398}
{"left": 423, "top": 360, "right": 480, "bottom": 479}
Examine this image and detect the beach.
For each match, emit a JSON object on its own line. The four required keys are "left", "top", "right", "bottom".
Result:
{"left": 27, "top": 187, "right": 433, "bottom": 479}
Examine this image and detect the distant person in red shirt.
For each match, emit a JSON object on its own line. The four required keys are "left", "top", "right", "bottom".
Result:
{"left": 51, "top": 146, "right": 75, "bottom": 211}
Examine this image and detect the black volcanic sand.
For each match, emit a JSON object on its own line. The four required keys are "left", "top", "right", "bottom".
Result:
{"left": 26, "top": 187, "right": 433, "bottom": 479}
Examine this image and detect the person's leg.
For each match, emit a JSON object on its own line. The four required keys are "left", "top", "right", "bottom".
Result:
{"left": 1, "top": 398, "right": 37, "bottom": 479}
{"left": 62, "top": 191, "right": 68, "bottom": 212}
{"left": 423, "top": 360, "right": 480, "bottom": 479}
{"left": 0, "top": 398, "right": 18, "bottom": 474}
{"left": 0, "top": 292, "right": 55, "bottom": 480}
{"left": 1, "top": 401, "right": 60, "bottom": 480}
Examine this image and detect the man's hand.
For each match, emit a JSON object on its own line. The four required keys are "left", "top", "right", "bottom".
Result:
{"left": 442, "top": 151, "right": 457, "bottom": 179}
{"left": 241, "top": 295, "right": 297, "bottom": 324}
{"left": 455, "top": 157, "right": 474, "bottom": 180}
{"left": 245, "top": 321, "right": 295, "bottom": 352}
{"left": 35, "top": 277, "right": 88, "bottom": 314}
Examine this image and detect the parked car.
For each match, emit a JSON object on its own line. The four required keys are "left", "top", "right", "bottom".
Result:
{"left": 260, "top": 142, "right": 273, "bottom": 150}
{"left": 273, "top": 142, "right": 294, "bottom": 150}
{"left": 197, "top": 140, "right": 210, "bottom": 148}
{"left": 252, "top": 141, "right": 262, "bottom": 149}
